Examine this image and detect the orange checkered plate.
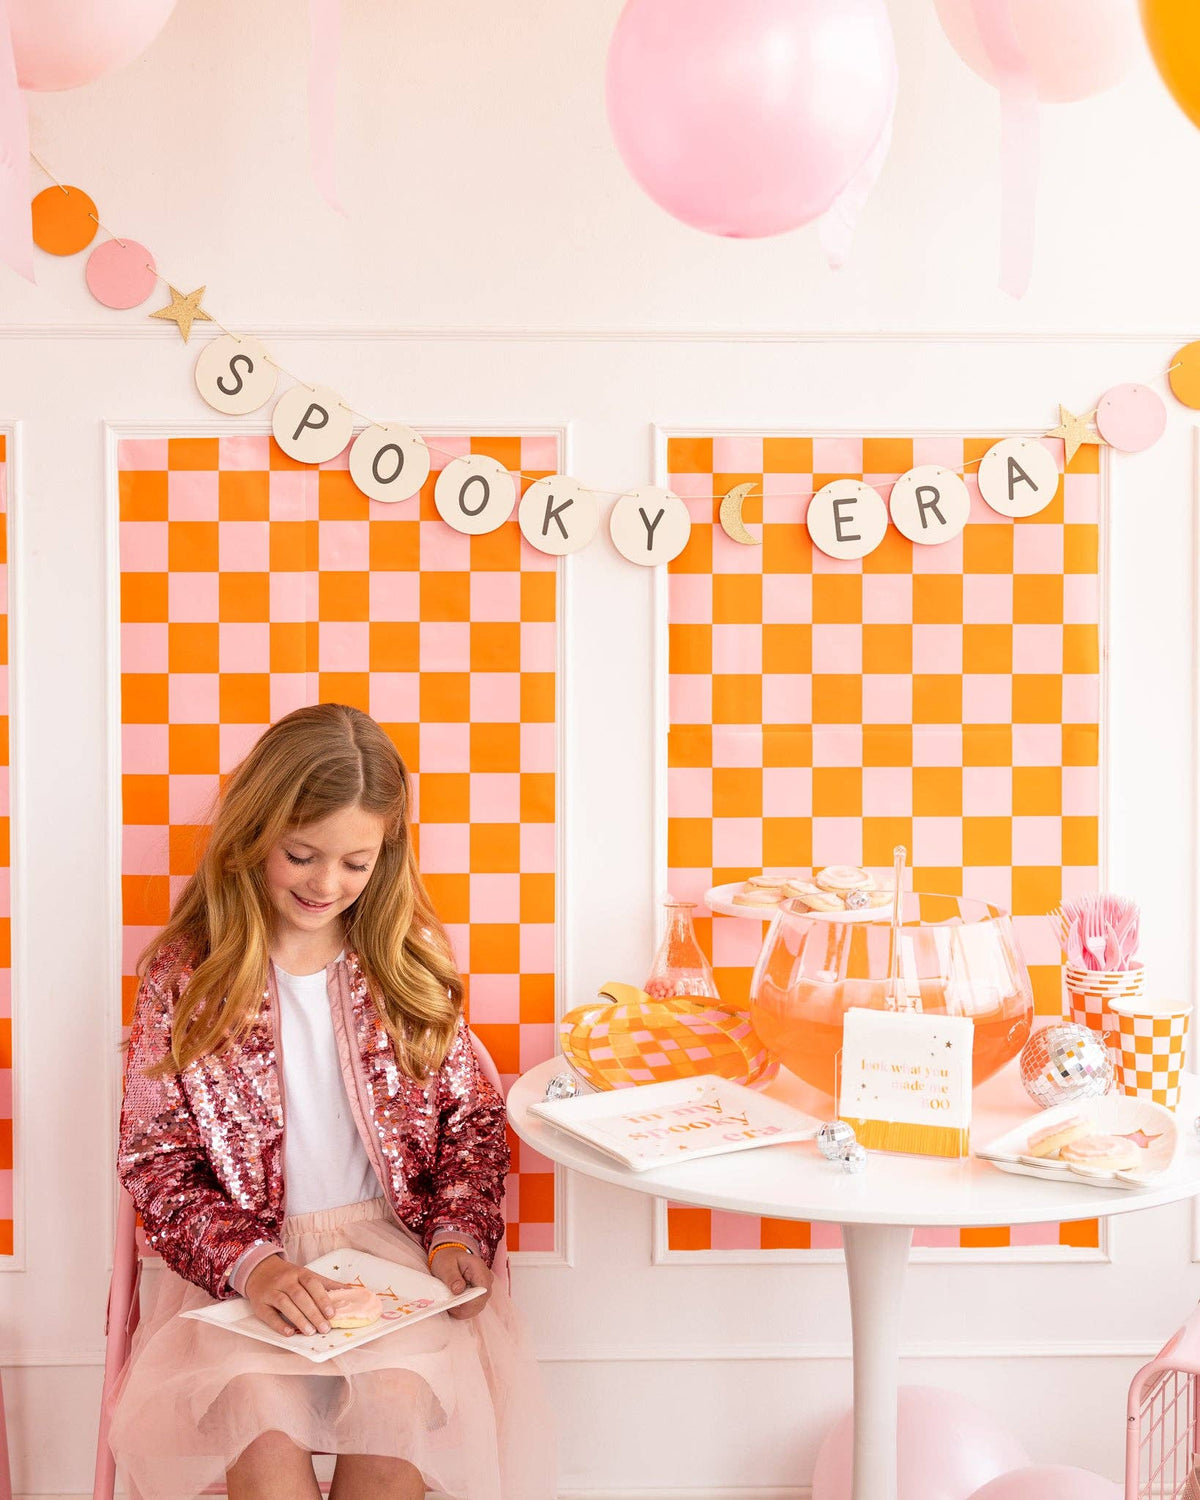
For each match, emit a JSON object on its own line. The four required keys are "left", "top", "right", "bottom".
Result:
{"left": 560, "top": 996, "right": 778, "bottom": 1091}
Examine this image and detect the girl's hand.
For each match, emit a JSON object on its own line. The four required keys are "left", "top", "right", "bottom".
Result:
{"left": 244, "top": 1254, "right": 347, "bottom": 1337}
{"left": 428, "top": 1244, "right": 493, "bottom": 1318}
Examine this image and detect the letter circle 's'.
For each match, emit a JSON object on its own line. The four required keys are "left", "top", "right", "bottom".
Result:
{"left": 434, "top": 455, "right": 518, "bottom": 535}
{"left": 806, "top": 479, "right": 888, "bottom": 560}
{"left": 609, "top": 487, "right": 692, "bottom": 566}
{"left": 889, "top": 465, "right": 971, "bottom": 545}
{"left": 518, "top": 475, "right": 599, "bottom": 555}
{"left": 194, "top": 333, "right": 278, "bottom": 415}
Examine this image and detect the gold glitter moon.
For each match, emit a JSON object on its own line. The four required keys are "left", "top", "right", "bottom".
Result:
{"left": 719, "top": 481, "right": 760, "bottom": 546}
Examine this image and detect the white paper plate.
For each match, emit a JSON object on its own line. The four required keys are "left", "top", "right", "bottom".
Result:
{"left": 181, "top": 1249, "right": 484, "bottom": 1363}
{"left": 705, "top": 881, "right": 893, "bottom": 922}
{"left": 974, "top": 1095, "right": 1178, "bottom": 1190}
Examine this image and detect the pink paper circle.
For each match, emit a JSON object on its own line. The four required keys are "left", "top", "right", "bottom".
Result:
{"left": 1094, "top": 383, "right": 1167, "bottom": 453}
{"left": 85, "top": 238, "right": 157, "bottom": 309}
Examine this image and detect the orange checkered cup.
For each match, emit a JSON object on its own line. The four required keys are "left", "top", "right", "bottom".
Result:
{"left": 1109, "top": 995, "right": 1192, "bottom": 1111}
{"left": 1064, "top": 961, "right": 1145, "bottom": 1063}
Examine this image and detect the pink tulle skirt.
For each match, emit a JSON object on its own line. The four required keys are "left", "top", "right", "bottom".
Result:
{"left": 108, "top": 1197, "right": 556, "bottom": 1500}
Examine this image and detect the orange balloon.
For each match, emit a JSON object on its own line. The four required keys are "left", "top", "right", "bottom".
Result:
{"left": 1141, "top": 0, "right": 1200, "bottom": 128}
{"left": 31, "top": 184, "right": 97, "bottom": 255}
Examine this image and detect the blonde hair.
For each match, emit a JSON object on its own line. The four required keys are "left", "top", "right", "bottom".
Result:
{"left": 141, "top": 703, "right": 462, "bottom": 1080}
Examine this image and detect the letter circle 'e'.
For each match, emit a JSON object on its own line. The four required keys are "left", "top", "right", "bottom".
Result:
{"left": 889, "top": 465, "right": 971, "bottom": 545}
{"left": 807, "top": 479, "right": 888, "bottom": 560}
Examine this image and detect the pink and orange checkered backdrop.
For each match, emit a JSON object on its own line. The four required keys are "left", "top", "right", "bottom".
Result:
{"left": 119, "top": 432, "right": 560, "bottom": 1254}
{"left": 662, "top": 432, "right": 1102, "bottom": 1257}
{"left": 0, "top": 436, "right": 11, "bottom": 1257}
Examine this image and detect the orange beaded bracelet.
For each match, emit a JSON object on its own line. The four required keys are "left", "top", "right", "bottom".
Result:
{"left": 427, "top": 1240, "right": 474, "bottom": 1266}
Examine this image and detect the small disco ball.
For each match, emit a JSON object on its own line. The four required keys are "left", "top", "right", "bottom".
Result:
{"left": 841, "top": 1142, "right": 869, "bottom": 1174}
{"left": 544, "top": 1071, "right": 580, "bottom": 1101}
{"left": 1019, "top": 1023, "right": 1113, "bottom": 1110}
{"left": 817, "top": 1121, "right": 857, "bottom": 1160}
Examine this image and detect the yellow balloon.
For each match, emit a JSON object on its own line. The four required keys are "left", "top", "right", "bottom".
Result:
{"left": 1141, "top": 0, "right": 1200, "bottom": 128}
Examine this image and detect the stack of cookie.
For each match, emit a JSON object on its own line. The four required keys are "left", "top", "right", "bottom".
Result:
{"left": 732, "top": 865, "right": 895, "bottom": 914}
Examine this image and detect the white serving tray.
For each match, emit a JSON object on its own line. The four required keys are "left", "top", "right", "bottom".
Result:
{"left": 974, "top": 1095, "right": 1179, "bottom": 1190}
{"left": 182, "top": 1249, "right": 484, "bottom": 1363}
{"left": 705, "top": 881, "right": 892, "bottom": 922}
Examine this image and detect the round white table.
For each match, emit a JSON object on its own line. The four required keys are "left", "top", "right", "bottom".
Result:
{"left": 508, "top": 1058, "right": 1200, "bottom": 1500}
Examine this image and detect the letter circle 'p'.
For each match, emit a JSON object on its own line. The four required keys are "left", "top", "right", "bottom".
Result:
{"left": 807, "top": 479, "right": 888, "bottom": 560}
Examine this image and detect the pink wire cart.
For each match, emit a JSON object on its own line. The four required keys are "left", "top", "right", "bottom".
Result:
{"left": 1128, "top": 1311, "right": 1200, "bottom": 1498}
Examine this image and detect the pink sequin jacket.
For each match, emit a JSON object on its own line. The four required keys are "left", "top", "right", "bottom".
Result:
{"left": 118, "top": 940, "right": 509, "bottom": 1301}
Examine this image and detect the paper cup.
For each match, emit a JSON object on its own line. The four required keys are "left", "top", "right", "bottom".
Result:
{"left": 1064, "top": 962, "right": 1144, "bottom": 1061}
{"left": 1109, "top": 995, "right": 1191, "bottom": 1111}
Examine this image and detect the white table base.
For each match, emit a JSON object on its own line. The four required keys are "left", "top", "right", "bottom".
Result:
{"left": 841, "top": 1222, "right": 914, "bottom": 1500}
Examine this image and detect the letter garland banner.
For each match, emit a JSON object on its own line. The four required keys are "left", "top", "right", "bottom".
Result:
{"left": 118, "top": 432, "right": 560, "bottom": 1254}
{"left": 663, "top": 432, "right": 1101, "bottom": 1258}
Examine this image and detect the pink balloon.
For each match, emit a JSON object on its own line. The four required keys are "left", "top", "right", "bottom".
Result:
{"left": 968, "top": 1466, "right": 1121, "bottom": 1500}
{"left": 605, "top": 0, "right": 896, "bottom": 238}
{"left": 813, "top": 1386, "right": 1030, "bottom": 1500}
{"left": 932, "top": 0, "right": 1137, "bottom": 104}
{"left": 9, "top": 0, "right": 177, "bottom": 92}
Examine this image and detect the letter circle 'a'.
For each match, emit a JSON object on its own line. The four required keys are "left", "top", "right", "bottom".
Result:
{"left": 609, "top": 487, "right": 691, "bottom": 566}
{"left": 807, "top": 479, "right": 888, "bottom": 560}
{"left": 518, "top": 475, "right": 598, "bottom": 555}
{"left": 434, "top": 455, "right": 517, "bottom": 535}
{"left": 889, "top": 465, "right": 971, "bottom": 545}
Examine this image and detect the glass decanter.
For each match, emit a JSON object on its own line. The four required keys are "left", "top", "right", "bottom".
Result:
{"left": 644, "top": 896, "right": 721, "bottom": 1001}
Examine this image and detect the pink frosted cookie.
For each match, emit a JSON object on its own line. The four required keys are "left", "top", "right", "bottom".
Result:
{"left": 1026, "top": 1114, "right": 1089, "bottom": 1159}
{"left": 328, "top": 1285, "right": 384, "bottom": 1329}
{"left": 1059, "top": 1134, "right": 1140, "bottom": 1172}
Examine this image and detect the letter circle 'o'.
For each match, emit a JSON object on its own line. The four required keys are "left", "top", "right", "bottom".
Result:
{"left": 349, "top": 422, "right": 431, "bottom": 504}
{"left": 609, "top": 487, "right": 692, "bottom": 566}
{"left": 518, "top": 475, "right": 598, "bottom": 555}
{"left": 270, "top": 383, "right": 356, "bottom": 463}
{"left": 434, "top": 454, "right": 517, "bottom": 535}
{"left": 977, "top": 437, "right": 1060, "bottom": 518}
{"left": 806, "top": 479, "right": 888, "bottom": 560}
{"left": 194, "top": 333, "right": 277, "bottom": 415}
{"left": 889, "top": 465, "right": 971, "bottom": 545}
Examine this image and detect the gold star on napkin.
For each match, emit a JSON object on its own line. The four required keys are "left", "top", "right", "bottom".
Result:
{"left": 150, "top": 285, "right": 214, "bottom": 343}
{"left": 1047, "top": 404, "right": 1105, "bottom": 466}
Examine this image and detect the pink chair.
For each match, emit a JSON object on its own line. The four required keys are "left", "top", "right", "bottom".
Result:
{"left": 94, "top": 1035, "right": 511, "bottom": 1500}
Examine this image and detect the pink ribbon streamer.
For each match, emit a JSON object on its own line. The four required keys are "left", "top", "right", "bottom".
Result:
{"left": 308, "top": 0, "right": 344, "bottom": 216}
{"left": 969, "top": 0, "right": 1038, "bottom": 299}
{"left": 819, "top": 61, "right": 899, "bottom": 271}
{"left": 0, "top": 0, "right": 32, "bottom": 283}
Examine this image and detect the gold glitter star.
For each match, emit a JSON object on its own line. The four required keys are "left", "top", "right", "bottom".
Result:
{"left": 150, "top": 284, "right": 213, "bottom": 343}
{"left": 1047, "top": 404, "right": 1105, "bottom": 466}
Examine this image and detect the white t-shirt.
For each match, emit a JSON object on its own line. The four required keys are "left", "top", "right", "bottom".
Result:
{"left": 275, "top": 961, "right": 382, "bottom": 1216}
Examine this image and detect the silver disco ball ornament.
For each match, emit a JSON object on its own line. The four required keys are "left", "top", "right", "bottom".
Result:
{"left": 841, "top": 1143, "right": 869, "bottom": 1174}
{"left": 817, "top": 1121, "right": 857, "bottom": 1160}
{"left": 544, "top": 1071, "right": 580, "bottom": 1101}
{"left": 1019, "top": 1023, "right": 1113, "bottom": 1110}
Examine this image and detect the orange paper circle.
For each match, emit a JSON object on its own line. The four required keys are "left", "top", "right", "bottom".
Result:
{"left": 31, "top": 185, "right": 99, "bottom": 255}
{"left": 1168, "top": 341, "right": 1200, "bottom": 410}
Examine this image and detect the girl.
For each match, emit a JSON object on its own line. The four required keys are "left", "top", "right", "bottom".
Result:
{"left": 109, "top": 703, "right": 555, "bottom": 1500}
